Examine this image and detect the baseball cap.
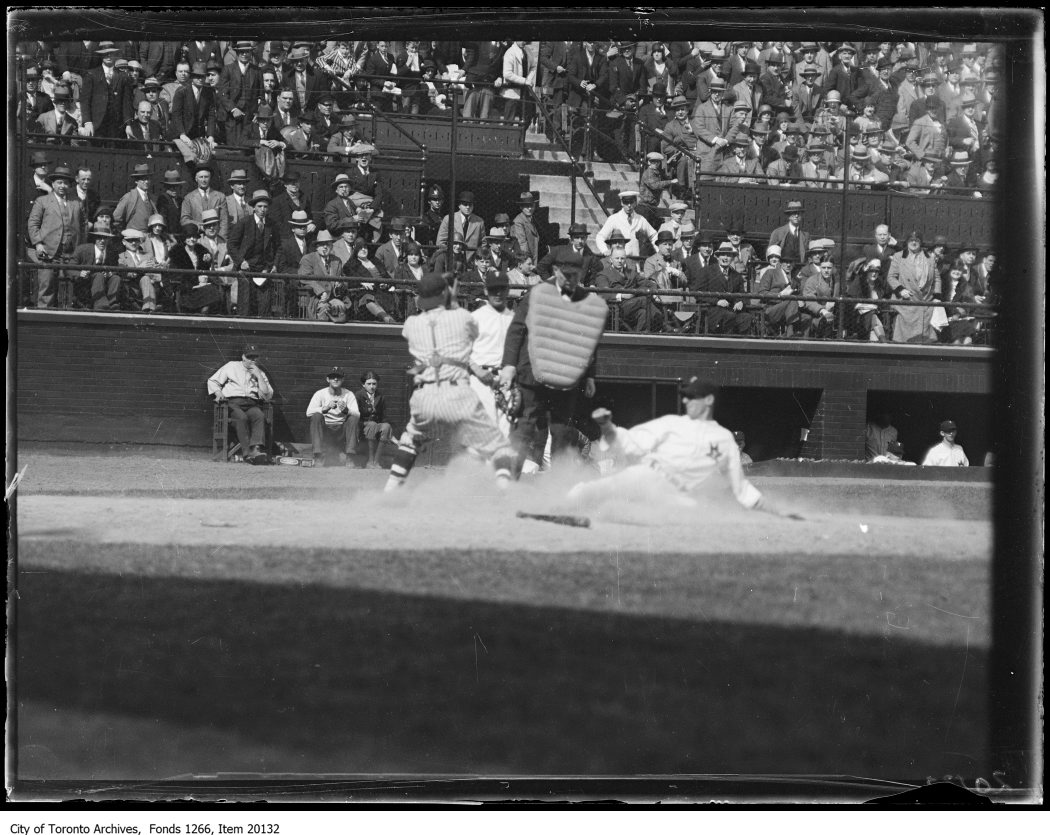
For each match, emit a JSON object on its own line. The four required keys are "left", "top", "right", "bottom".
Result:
{"left": 326, "top": 366, "right": 345, "bottom": 379}
{"left": 680, "top": 376, "right": 719, "bottom": 399}
{"left": 940, "top": 420, "right": 957, "bottom": 432}
{"left": 243, "top": 344, "right": 261, "bottom": 358}
{"left": 485, "top": 271, "right": 510, "bottom": 292}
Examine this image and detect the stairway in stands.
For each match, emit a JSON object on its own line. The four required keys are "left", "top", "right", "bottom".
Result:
{"left": 523, "top": 124, "right": 649, "bottom": 249}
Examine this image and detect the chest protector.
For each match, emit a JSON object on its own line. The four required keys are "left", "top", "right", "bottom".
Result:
{"left": 526, "top": 282, "right": 607, "bottom": 390}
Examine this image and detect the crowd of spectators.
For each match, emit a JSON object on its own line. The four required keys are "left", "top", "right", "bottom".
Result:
{"left": 16, "top": 37, "right": 999, "bottom": 345}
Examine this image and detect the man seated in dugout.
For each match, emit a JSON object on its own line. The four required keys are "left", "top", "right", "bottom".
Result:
{"left": 305, "top": 366, "right": 361, "bottom": 466}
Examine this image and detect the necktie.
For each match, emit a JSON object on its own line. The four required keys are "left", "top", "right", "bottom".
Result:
{"left": 461, "top": 213, "right": 468, "bottom": 238}
{"left": 521, "top": 50, "right": 529, "bottom": 79}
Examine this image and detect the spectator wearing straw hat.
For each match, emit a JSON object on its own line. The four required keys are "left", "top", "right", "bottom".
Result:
{"left": 322, "top": 171, "right": 360, "bottom": 235}
{"left": 275, "top": 209, "right": 313, "bottom": 276}
{"left": 135, "top": 75, "right": 171, "bottom": 134}
{"left": 228, "top": 188, "right": 280, "bottom": 316}
{"left": 270, "top": 170, "right": 316, "bottom": 239}
{"left": 345, "top": 141, "right": 385, "bottom": 209}
{"left": 116, "top": 227, "right": 159, "bottom": 311}
{"left": 68, "top": 221, "right": 120, "bottom": 310}
{"left": 221, "top": 168, "right": 250, "bottom": 227}
{"left": 79, "top": 41, "right": 134, "bottom": 139}
{"left": 27, "top": 163, "right": 83, "bottom": 307}
{"left": 298, "top": 230, "right": 349, "bottom": 322}
{"left": 943, "top": 148, "right": 978, "bottom": 195}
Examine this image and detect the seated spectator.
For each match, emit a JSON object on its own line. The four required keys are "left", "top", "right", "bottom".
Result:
{"left": 800, "top": 142, "right": 835, "bottom": 187}
{"left": 36, "top": 84, "right": 79, "bottom": 142}
{"left": 275, "top": 209, "right": 312, "bottom": 275}
{"left": 840, "top": 145, "right": 889, "bottom": 188}
{"left": 491, "top": 212, "right": 522, "bottom": 265}
{"left": 940, "top": 258, "right": 981, "bottom": 345}
{"left": 170, "top": 222, "right": 224, "bottom": 314}
{"left": 658, "top": 200, "right": 691, "bottom": 244}
{"left": 765, "top": 143, "right": 802, "bottom": 185}
{"left": 921, "top": 419, "right": 969, "bottom": 466}
{"left": 28, "top": 150, "right": 53, "bottom": 198}
{"left": 725, "top": 224, "right": 757, "bottom": 280}
{"left": 375, "top": 217, "right": 410, "bottom": 276}
{"left": 155, "top": 168, "right": 186, "bottom": 233}
{"left": 595, "top": 236, "right": 662, "bottom": 333}
{"left": 207, "top": 344, "right": 274, "bottom": 465}
{"left": 244, "top": 104, "right": 288, "bottom": 179}
{"left": 323, "top": 171, "right": 358, "bottom": 234}
{"left": 717, "top": 135, "right": 764, "bottom": 183}
{"left": 198, "top": 208, "right": 236, "bottom": 311}
{"left": 538, "top": 222, "right": 602, "bottom": 285}
{"left": 69, "top": 221, "right": 120, "bottom": 310}
{"left": 753, "top": 244, "right": 800, "bottom": 335}
{"left": 116, "top": 228, "right": 159, "bottom": 311}
{"left": 124, "top": 98, "right": 164, "bottom": 152}
{"left": 507, "top": 251, "right": 540, "bottom": 298}
{"left": 391, "top": 240, "right": 427, "bottom": 316}
{"left": 143, "top": 212, "right": 176, "bottom": 299}
{"left": 355, "top": 370, "right": 393, "bottom": 468}
{"left": 298, "top": 229, "right": 349, "bottom": 322}
{"left": 871, "top": 440, "right": 914, "bottom": 465}
{"left": 944, "top": 148, "right": 979, "bottom": 196}
{"left": 435, "top": 190, "right": 485, "bottom": 258}
{"left": 844, "top": 257, "right": 890, "bottom": 341}
{"left": 429, "top": 235, "right": 469, "bottom": 277}
{"left": 462, "top": 246, "right": 498, "bottom": 307}
{"left": 349, "top": 190, "right": 383, "bottom": 243}
{"left": 341, "top": 237, "right": 397, "bottom": 323}
{"left": 734, "top": 431, "right": 753, "bottom": 466}
{"left": 799, "top": 258, "right": 838, "bottom": 337}
{"left": 306, "top": 367, "right": 361, "bottom": 466}
{"left": 331, "top": 217, "right": 361, "bottom": 264}
{"left": 693, "top": 241, "right": 752, "bottom": 335}
{"left": 482, "top": 227, "right": 514, "bottom": 274}
{"left": 326, "top": 112, "right": 363, "bottom": 162}
{"left": 113, "top": 163, "right": 160, "bottom": 234}
{"left": 171, "top": 61, "right": 218, "bottom": 166}
{"left": 643, "top": 229, "right": 686, "bottom": 331}
{"left": 905, "top": 152, "right": 947, "bottom": 194}
{"left": 887, "top": 230, "right": 939, "bottom": 344}
{"left": 19, "top": 64, "right": 54, "bottom": 132}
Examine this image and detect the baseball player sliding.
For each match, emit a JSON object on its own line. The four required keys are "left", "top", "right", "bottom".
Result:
{"left": 384, "top": 272, "right": 517, "bottom": 492}
{"left": 568, "top": 376, "right": 795, "bottom": 517}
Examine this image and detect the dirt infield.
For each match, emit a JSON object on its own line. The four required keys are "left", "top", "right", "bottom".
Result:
{"left": 12, "top": 451, "right": 993, "bottom": 788}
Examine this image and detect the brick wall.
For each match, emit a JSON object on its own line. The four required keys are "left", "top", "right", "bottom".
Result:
{"left": 15, "top": 312, "right": 993, "bottom": 459}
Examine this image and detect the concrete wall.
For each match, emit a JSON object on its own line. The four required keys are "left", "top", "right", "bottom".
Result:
{"left": 15, "top": 311, "right": 994, "bottom": 461}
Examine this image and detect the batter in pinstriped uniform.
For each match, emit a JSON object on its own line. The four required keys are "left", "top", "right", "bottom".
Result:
{"left": 384, "top": 272, "right": 517, "bottom": 492}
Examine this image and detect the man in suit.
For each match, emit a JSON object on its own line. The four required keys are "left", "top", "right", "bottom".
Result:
{"left": 375, "top": 217, "right": 409, "bottom": 276}
{"left": 823, "top": 43, "right": 869, "bottom": 113}
{"left": 861, "top": 223, "right": 899, "bottom": 282}
{"left": 948, "top": 92, "right": 984, "bottom": 157}
{"left": 661, "top": 94, "right": 700, "bottom": 194}
{"left": 732, "top": 60, "right": 763, "bottom": 117}
{"left": 435, "top": 190, "right": 486, "bottom": 258}
{"left": 758, "top": 53, "right": 792, "bottom": 110}
{"left": 722, "top": 41, "right": 752, "bottom": 88}
{"left": 767, "top": 200, "right": 811, "bottom": 268}
{"left": 326, "top": 112, "right": 363, "bottom": 161}
{"left": 692, "top": 241, "right": 752, "bottom": 335}
{"left": 323, "top": 173, "right": 359, "bottom": 235}
{"left": 162, "top": 61, "right": 191, "bottom": 106}
{"left": 156, "top": 168, "right": 186, "bottom": 233}
{"left": 566, "top": 40, "right": 608, "bottom": 121}
{"left": 55, "top": 40, "right": 100, "bottom": 82}
{"left": 594, "top": 237, "right": 660, "bottom": 332}
{"left": 228, "top": 189, "right": 280, "bottom": 317}
{"left": 275, "top": 209, "right": 312, "bottom": 274}
{"left": 35, "top": 84, "right": 79, "bottom": 142}
{"left": 717, "top": 136, "right": 764, "bottom": 184}
{"left": 636, "top": 90, "right": 669, "bottom": 154}
{"left": 113, "top": 163, "right": 159, "bottom": 234}
{"left": 536, "top": 222, "right": 602, "bottom": 286}
{"left": 182, "top": 39, "right": 223, "bottom": 70}
{"left": 345, "top": 143, "right": 385, "bottom": 212}
{"left": 605, "top": 41, "right": 646, "bottom": 110}
{"left": 180, "top": 162, "right": 228, "bottom": 240}
{"left": 297, "top": 230, "right": 348, "bottom": 322}
{"left": 137, "top": 40, "right": 180, "bottom": 84}
{"left": 219, "top": 41, "right": 261, "bottom": 146}
{"left": 281, "top": 46, "right": 325, "bottom": 117}
{"left": 18, "top": 65, "right": 53, "bottom": 132}
{"left": 27, "top": 164, "right": 83, "bottom": 308}
{"left": 135, "top": 77, "right": 172, "bottom": 137}
{"left": 270, "top": 171, "right": 316, "bottom": 239}
{"left": 68, "top": 221, "right": 120, "bottom": 310}
{"left": 906, "top": 97, "right": 948, "bottom": 162}
{"left": 691, "top": 77, "right": 734, "bottom": 178}
{"left": 79, "top": 41, "right": 134, "bottom": 138}
{"left": 224, "top": 169, "right": 251, "bottom": 229}
{"left": 510, "top": 191, "right": 542, "bottom": 265}
{"left": 171, "top": 61, "right": 217, "bottom": 165}
{"left": 538, "top": 39, "right": 575, "bottom": 128}
{"left": 124, "top": 99, "right": 165, "bottom": 152}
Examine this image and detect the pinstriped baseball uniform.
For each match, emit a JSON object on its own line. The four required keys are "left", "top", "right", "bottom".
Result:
{"left": 400, "top": 306, "right": 513, "bottom": 458}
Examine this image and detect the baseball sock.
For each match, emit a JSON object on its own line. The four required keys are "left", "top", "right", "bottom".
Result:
{"left": 492, "top": 452, "right": 515, "bottom": 489}
{"left": 384, "top": 437, "right": 419, "bottom": 492}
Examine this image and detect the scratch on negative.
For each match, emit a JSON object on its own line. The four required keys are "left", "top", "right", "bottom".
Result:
{"left": 885, "top": 612, "right": 910, "bottom": 629}
{"left": 945, "top": 623, "right": 971, "bottom": 742}
{"left": 926, "top": 603, "right": 980, "bottom": 619}
{"left": 149, "top": 420, "right": 166, "bottom": 442}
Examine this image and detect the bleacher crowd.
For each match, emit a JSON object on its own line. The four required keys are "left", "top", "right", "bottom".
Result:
{"left": 17, "top": 38, "right": 1000, "bottom": 345}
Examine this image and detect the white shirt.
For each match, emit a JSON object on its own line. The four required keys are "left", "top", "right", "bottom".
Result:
{"left": 306, "top": 386, "right": 361, "bottom": 426}
{"left": 207, "top": 360, "right": 274, "bottom": 401}
{"left": 607, "top": 414, "right": 763, "bottom": 508}
{"left": 921, "top": 440, "right": 969, "bottom": 467}
{"left": 594, "top": 209, "right": 659, "bottom": 256}
{"left": 470, "top": 303, "right": 513, "bottom": 367}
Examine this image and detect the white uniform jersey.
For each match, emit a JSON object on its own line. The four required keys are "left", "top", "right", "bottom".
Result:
{"left": 470, "top": 304, "right": 513, "bottom": 367}
{"left": 402, "top": 307, "right": 476, "bottom": 384}
{"left": 609, "top": 414, "right": 763, "bottom": 508}
{"left": 921, "top": 441, "right": 969, "bottom": 466}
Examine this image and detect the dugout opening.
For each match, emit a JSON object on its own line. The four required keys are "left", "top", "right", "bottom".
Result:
{"left": 710, "top": 387, "right": 822, "bottom": 462}
{"left": 866, "top": 391, "right": 994, "bottom": 465}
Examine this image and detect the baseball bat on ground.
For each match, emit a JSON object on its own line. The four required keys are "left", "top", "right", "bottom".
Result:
{"left": 516, "top": 510, "right": 591, "bottom": 528}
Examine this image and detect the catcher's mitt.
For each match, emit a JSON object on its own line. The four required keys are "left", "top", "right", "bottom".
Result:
{"left": 493, "top": 378, "right": 523, "bottom": 424}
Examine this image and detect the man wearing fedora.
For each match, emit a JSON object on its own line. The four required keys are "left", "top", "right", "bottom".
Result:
{"left": 171, "top": 61, "right": 218, "bottom": 165}
{"left": 35, "top": 83, "right": 80, "bottom": 142}
{"left": 660, "top": 95, "right": 700, "bottom": 196}
{"left": 18, "top": 65, "right": 53, "bottom": 132}
{"left": 68, "top": 221, "right": 120, "bottom": 310}
{"left": 717, "top": 135, "right": 764, "bottom": 184}
{"left": 510, "top": 191, "right": 543, "bottom": 265}
{"left": 79, "top": 41, "right": 134, "bottom": 139}
{"left": 298, "top": 230, "right": 349, "bottom": 322}
{"left": 326, "top": 112, "right": 364, "bottom": 161}
{"left": 219, "top": 168, "right": 250, "bottom": 227}
{"left": 275, "top": 209, "right": 313, "bottom": 276}
{"left": 345, "top": 142, "right": 385, "bottom": 212}
{"left": 27, "top": 163, "right": 83, "bottom": 308}
{"left": 906, "top": 95, "right": 948, "bottom": 162}
{"left": 767, "top": 200, "right": 811, "bottom": 269}
{"left": 182, "top": 161, "right": 228, "bottom": 235}
{"left": 323, "top": 172, "right": 360, "bottom": 235}
{"left": 151, "top": 168, "right": 184, "bottom": 233}
{"left": 537, "top": 222, "right": 601, "bottom": 286}
{"left": 822, "top": 43, "right": 869, "bottom": 112}
{"left": 112, "top": 162, "right": 159, "bottom": 234}
{"left": 691, "top": 240, "right": 752, "bottom": 336}
{"left": 436, "top": 190, "right": 486, "bottom": 258}
{"left": 228, "top": 188, "right": 280, "bottom": 317}
{"left": 270, "top": 170, "right": 316, "bottom": 239}
{"left": 219, "top": 41, "right": 261, "bottom": 146}
{"left": 691, "top": 76, "right": 734, "bottom": 177}
{"left": 310, "top": 92, "right": 339, "bottom": 149}
{"left": 375, "top": 217, "right": 410, "bottom": 276}
{"left": 282, "top": 45, "right": 325, "bottom": 117}
{"left": 595, "top": 233, "right": 657, "bottom": 332}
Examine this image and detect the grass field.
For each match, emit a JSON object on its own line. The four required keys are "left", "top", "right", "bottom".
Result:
{"left": 11, "top": 450, "right": 992, "bottom": 789}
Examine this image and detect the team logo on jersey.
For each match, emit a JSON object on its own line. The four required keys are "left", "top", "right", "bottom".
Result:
{"left": 708, "top": 442, "right": 723, "bottom": 461}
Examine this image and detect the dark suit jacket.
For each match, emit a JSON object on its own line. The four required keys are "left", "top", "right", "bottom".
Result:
{"left": 536, "top": 244, "right": 602, "bottom": 285}
{"left": 691, "top": 263, "right": 745, "bottom": 307}
{"left": 345, "top": 166, "right": 385, "bottom": 210}
{"left": 125, "top": 118, "right": 165, "bottom": 152}
{"left": 171, "top": 83, "right": 217, "bottom": 139}
{"left": 182, "top": 40, "right": 222, "bottom": 68}
{"left": 56, "top": 41, "right": 100, "bottom": 77}
{"left": 228, "top": 215, "right": 280, "bottom": 272}
{"left": 605, "top": 55, "right": 646, "bottom": 105}
{"left": 280, "top": 66, "right": 326, "bottom": 116}
{"left": 566, "top": 46, "right": 608, "bottom": 108}
{"left": 323, "top": 196, "right": 359, "bottom": 235}
{"left": 138, "top": 41, "right": 180, "bottom": 82}
{"left": 538, "top": 41, "right": 575, "bottom": 92}
{"left": 270, "top": 192, "right": 316, "bottom": 239}
{"left": 80, "top": 66, "right": 134, "bottom": 130}
{"left": 69, "top": 241, "right": 118, "bottom": 270}
{"left": 219, "top": 61, "right": 262, "bottom": 122}
{"left": 276, "top": 235, "right": 310, "bottom": 274}
{"left": 354, "top": 389, "right": 387, "bottom": 424}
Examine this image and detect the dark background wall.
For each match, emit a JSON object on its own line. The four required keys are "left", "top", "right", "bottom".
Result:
{"left": 15, "top": 313, "right": 993, "bottom": 463}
